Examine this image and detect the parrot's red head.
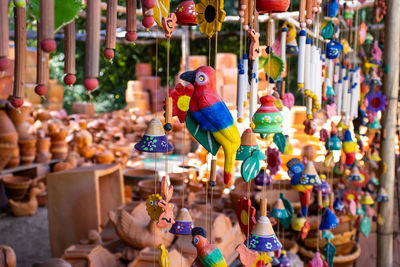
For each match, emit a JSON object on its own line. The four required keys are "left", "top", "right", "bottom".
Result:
{"left": 191, "top": 227, "right": 209, "bottom": 250}
{"left": 180, "top": 66, "right": 216, "bottom": 93}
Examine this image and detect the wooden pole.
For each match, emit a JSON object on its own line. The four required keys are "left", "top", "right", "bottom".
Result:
{"left": 0, "top": 0, "right": 10, "bottom": 71}
{"left": 39, "top": 0, "right": 56, "bottom": 53}
{"left": 104, "top": 0, "right": 117, "bottom": 61}
{"left": 125, "top": 0, "right": 137, "bottom": 42}
{"left": 84, "top": 0, "right": 101, "bottom": 91}
{"left": 35, "top": 22, "right": 48, "bottom": 97}
{"left": 64, "top": 21, "right": 76, "bottom": 86}
{"left": 377, "top": 0, "right": 400, "bottom": 265}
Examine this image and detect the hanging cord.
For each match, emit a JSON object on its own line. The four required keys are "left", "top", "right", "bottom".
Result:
{"left": 165, "top": 38, "right": 170, "bottom": 185}
{"left": 246, "top": 181, "right": 251, "bottom": 246}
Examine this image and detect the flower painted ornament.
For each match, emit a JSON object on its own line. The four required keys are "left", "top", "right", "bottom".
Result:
{"left": 266, "top": 147, "right": 282, "bottom": 176}
{"left": 326, "top": 40, "right": 342, "bottom": 60}
{"left": 236, "top": 197, "right": 257, "bottom": 237}
{"left": 365, "top": 91, "right": 387, "bottom": 113}
{"left": 146, "top": 194, "right": 164, "bottom": 221}
{"left": 135, "top": 118, "right": 174, "bottom": 153}
{"left": 195, "top": 0, "right": 226, "bottom": 38}
{"left": 252, "top": 95, "right": 283, "bottom": 138}
{"left": 170, "top": 208, "right": 194, "bottom": 235}
{"left": 169, "top": 83, "right": 194, "bottom": 123}
{"left": 246, "top": 216, "right": 282, "bottom": 252}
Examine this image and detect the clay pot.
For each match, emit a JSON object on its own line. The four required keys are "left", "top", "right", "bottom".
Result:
{"left": 96, "top": 150, "right": 115, "bottom": 164}
{"left": 2, "top": 176, "right": 32, "bottom": 200}
{"left": 123, "top": 168, "right": 159, "bottom": 187}
{"left": 50, "top": 141, "right": 68, "bottom": 160}
{"left": 0, "top": 108, "right": 18, "bottom": 145}
{"left": 19, "top": 139, "right": 37, "bottom": 165}
{"left": 50, "top": 129, "right": 68, "bottom": 142}
{"left": 36, "top": 137, "right": 51, "bottom": 163}
{"left": 78, "top": 146, "right": 96, "bottom": 159}
{"left": 5, "top": 146, "right": 20, "bottom": 169}
{"left": 7, "top": 106, "right": 34, "bottom": 140}
{"left": 0, "top": 143, "right": 16, "bottom": 171}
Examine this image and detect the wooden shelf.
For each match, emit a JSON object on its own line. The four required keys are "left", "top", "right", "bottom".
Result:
{"left": 0, "top": 159, "right": 61, "bottom": 178}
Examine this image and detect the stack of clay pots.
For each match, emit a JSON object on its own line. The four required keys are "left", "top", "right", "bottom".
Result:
{"left": 0, "top": 100, "right": 18, "bottom": 170}
{"left": 7, "top": 105, "right": 36, "bottom": 166}
{"left": 36, "top": 137, "right": 51, "bottom": 163}
{"left": 75, "top": 120, "right": 95, "bottom": 160}
{"left": 49, "top": 122, "right": 68, "bottom": 160}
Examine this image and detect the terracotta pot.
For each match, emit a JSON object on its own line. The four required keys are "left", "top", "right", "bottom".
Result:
{"left": 298, "top": 241, "right": 361, "bottom": 267}
{"left": 37, "top": 191, "right": 47, "bottom": 206}
{"left": 78, "top": 146, "right": 96, "bottom": 159}
{"left": 19, "top": 139, "right": 37, "bottom": 150}
{"left": 0, "top": 143, "right": 16, "bottom": 171}
{"left": 36, "top": 137, "right": 51, "bottom": 151}
{"left": 123, "top": 168, "right": 159, "bottom": 187}
{"left": 19, "top": 139, "right": 37, "bottom": 165}
{"left": 2, "top": 176, "right": 32, "bottom": 200}
{"left": 0, "top": 108, "right": 18, "bottom": 144}
{"left": 50, "top": 141, "right": 68, "bottom": 160}
{"left": 5, "top": 146, "right": 20, "bottom": 169}
{"left": 7, "top": 106, "right": 34, "bottom": 140}
{"left": 50, "top": 129, "right": 68, "bottom": 142}
{"left": 256, "top": 0, "right": 290, "bottom": 13}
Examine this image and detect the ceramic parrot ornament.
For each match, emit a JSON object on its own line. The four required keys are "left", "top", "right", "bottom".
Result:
{"left": 191, "top": 227, "right": 227, "bottom": 267}
{"left": 342, "top": 130, "right": 357, "bottom": 167}
{"left": 180, "top": 66, "right": 241, "bottom": 186}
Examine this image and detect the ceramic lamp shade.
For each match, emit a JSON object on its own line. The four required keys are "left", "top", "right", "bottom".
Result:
{"left": 319, "top": 208, "right": 338, "bottom": 230}
{"left": 236, "top": 128, "right": 260, "bottom": 161}
{"left": 256, "top": 0, "right": 290, "bottom": 13}
{"left": 169, "top": 208, "right": 194, "bottom": 235}
{"left": 347, "top": 166, "right": 362, "bottom": 181}
{"left": 134, "top": 118, "right": 174, "bottom": 153}
{"left": 175, "top": 0, "right": 197, "bottom": 25}
{"left": 361, "top": 192, "right": 374, "bottom": 205}
{"left": 270, "top": 198, "right": 289, "bottom": 219}
{"left": 246, "top": 216, "right": 282, "bottom": 252}
{"left": 376, "top": 188, "right": 389, "bottom": 202}
{"left": 300, "top": 161, "right": 321, "bottom": 185}
{"left": 252, "top": 95, "right": 283, "bottom": 138}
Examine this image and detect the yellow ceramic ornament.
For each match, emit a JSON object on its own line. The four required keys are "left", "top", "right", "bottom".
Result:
{"left": 146, "top": 194, "right": 164, "bottom": 221}
{"left": 196, "top": 0, "right": 226, "bottom": 38}
{"left": 324, "top": 152, "right": 335, "bottom": 168}
{"left": 252, "top": 252, "right": 272, "bottom": 267}
{"left": 291, "top": 216, "right": 307, "bottom": 231}
{"left": 153, "top": 0, "right": 170, "bottom": 27}
{"left": 158, "top": 244, "right": 170, "bottom": 267}
{"left": 341, "top": 39, "right": 350, "bottom": 54}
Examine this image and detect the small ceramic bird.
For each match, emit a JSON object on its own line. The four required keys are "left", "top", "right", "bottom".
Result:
{"left": 180, "top": 66, "right": 240, "bottom": 186}
{"left": 235, "top": 243, "right": 257, "bottom": 267}
{"left": 191, "top": 227, "right": 227, "bottom": 267}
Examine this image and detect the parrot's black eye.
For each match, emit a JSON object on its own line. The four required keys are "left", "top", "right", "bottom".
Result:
{"left": 199, "top": 75, "right": 205, "bottom": 81}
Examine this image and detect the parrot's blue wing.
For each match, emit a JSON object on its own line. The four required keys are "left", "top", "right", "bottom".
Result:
{"left": 186, "top": 111, "right": 221, "bottom": 156}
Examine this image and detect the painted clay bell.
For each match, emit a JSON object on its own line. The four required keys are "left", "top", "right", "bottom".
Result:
{"left": 256, "top": 0, "right": 290, "bottom": 13}
{"left": 319, "top": 208, "right": 338, "bottom": 230}
{"left": 134, "top": 118, "right": 174, "bottom": 153}
{"left": 246, "top": 216, "right": 282, "bottom": 252}
{"left": 361, "top": 192, "right": 374, "bottom": 205}
{"left": 367, "top": 116, "right": 381, "bottom": 130}
{"left": 175, "top": 0, "right": 197, "bottom": 26}
{"left": 236, "top": 128, "right": 260, "bottom": 161}
{"left": 300, "top": 161, "right": 321, "bottom": 186}
{"left": 254, "top": 167, "right": 271, "bottom": 186}
{"left": 376, "top": 187, "right": 389, "bottom": 202}
{"left": 325, "top": 133, "right": 342, "bottom": 151}
{"left": 252, "top": 95, "right": 283, "bottom": 138}
{"left": 347, "top": 166, "right": 362, "bottom": 182}
{"left": 270, "top": 198, "right": 289, "bottom": 219}
{"left": 278, "top": 250, "right": 290, "bottom": 267}
{"left": 169, "top": 208, "right": 194, "bottom": 235}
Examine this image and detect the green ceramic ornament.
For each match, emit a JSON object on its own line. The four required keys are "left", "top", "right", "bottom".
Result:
{"left": 367, "top": 117, "right": 382, "bottom": 130}
{"left": 323, "top": 241, "right": 336, "bottom": 267}
{"left": 270, "top": 198, "right": 289, "bottom": 219}
{"left": 236, "top": 128, "right": 260, "bottom": 161}
{"left": 273, "top": 133, "right": 287, "bottom": 153}
{"left": 186, "top": 112, "right": 221, "bottom": 156}
{"left": 279, "top": 193, "right": 294, "bottom": 229}
{"left": 241, "top": 150, "right": 266, "bottom": 182}
{"left": 322, "top": 231, "right": 334, "bottom": 241}
{"left": 321, "top": 21, "right": 334, "bottom": 40}
{"left": 360, "top": 216, "right": 371, "bottom": 237}
{"left": 252, "top": 95, "right": 283, "bottom": 138}
{"left": 263, "top": 53, "right": 284, "bottom": 81}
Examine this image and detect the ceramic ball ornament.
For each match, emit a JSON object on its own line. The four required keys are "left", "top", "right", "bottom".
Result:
{"left": 175, "top": 0, "right": 197, "bottom": 25}
{"left": 236, "top": 128, "right": 260, "bottom": 161}
{"left": 256, "top": 0, "right": 290, "bottom": 13}
{"left": 135, "top": 118, "right": 174, "bottom": 153}
{"left": 246, "top": 216, "right": 282, "bottom": 252}
{"left": 252, "top": 95, "right": 283, "bottom": 138}
{"left": 169, "top": 208, "right": 194, "bottom": 235}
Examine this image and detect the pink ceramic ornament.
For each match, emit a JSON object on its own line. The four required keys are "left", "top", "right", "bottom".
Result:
{"left": 308, "top": 252, "right": 324, "bottom": 267}
{"left": 282, "top": 93, "right": 294, "bottom": 109}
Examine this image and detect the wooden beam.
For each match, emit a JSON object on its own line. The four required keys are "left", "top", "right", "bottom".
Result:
{"left": 377, "top": 0, "right": 400, "bottom": 265}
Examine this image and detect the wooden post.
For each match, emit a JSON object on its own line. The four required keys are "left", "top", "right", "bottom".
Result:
{"left": 35, "top": 22, "right": 48, "bottom": 97}
{"left": 64, "top": 21, "right": 76, "bottom": 86}
{"left": 377, "top": 0, "right": 400, "bottom": 265}
{"left": 125, "top": 0, "right": 137, "bottom": 42}
{"left": 39, "top": 0, "right": 56, "bottom": 53}
{"left": 84, "top": 0, "right": 101, "bottom": 91}
{"left": 0, "top": 0, "right": 10, "bottom": 71}
{"left": 181, "top": 27, "right": 190, "bottom": 72}
{"left": 104, "top": 0, "right": 117, "bottom": 61}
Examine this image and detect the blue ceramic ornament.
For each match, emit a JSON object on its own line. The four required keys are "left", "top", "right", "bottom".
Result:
{"left": 300, "top": 161, "right": 321, "bottom": 186}
{"left": 286, "top": 158, "right": 305, "bottom": 183}
{"left": 278, "top": 251, "right": 290, "bottom": 267}
{"left": 319, "top": 208, "right": 338, "bottom": 230}
{"left": 326, "top": 40, "right": 343, "bottom": 59}
{"left": 270, "top": 198, "right": 289, "bottom": 219}
{"left": 169, "top": 208, "right": 194, "bottom": 235}
{"left": 135, "top": 118, "right": 174, "bottom": 153}
{"left": 246, "top": 216, "right": 282, "bottom": 252}
{"left": 327, "top": 0, "right": 339, "bottom": 17}
{"left": 376, "top": 188, "right": 389, "bottom": 202}
{"left": 254, "top": 167, "right": 271, "bottom": 186}
{"left": 333, "top": 197, "right": 344, "bottom": 212}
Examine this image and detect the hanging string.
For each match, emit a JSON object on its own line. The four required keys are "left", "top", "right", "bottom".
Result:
{"left": 246, "top": 181, "right": 251, "bottom": 247}
{"left": 153, "top": 30, "right": 159, "bottom": 267}
{"left": 205, "top": 154, "right": 209, "bottom": 234}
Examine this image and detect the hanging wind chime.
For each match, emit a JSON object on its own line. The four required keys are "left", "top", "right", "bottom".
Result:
{"left": 64, "top": 21, "right": 76, "bottom": 86}
{"left": 0, "top": 1, "right": 10, "bottom": 72}
{"left": 104, "top": 0, "right": 117, "bottom": 61}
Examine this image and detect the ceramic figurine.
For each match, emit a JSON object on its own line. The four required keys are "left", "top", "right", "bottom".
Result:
{"left": 191, "top": 227, "right": 227, "bottom": 267}
{"left": 308, "top": 251, "right": 324, "bottom": 267}
{"left": 135, "top": 118, "right": 174, "bottom": 153}
{"left": 162, "top": 13, "right": 177, "bottom": 39}
{"left": 246, "top": 216, "right": 282, "bottom": 252}
{"left": 157, "top": 199, "right": 175, "bottom": 228}
{"left": 342, "top": 130, "right": 357, "bottom": 167}
{"left": 283, "top": 22, "right": 298, "bottom": 56}
{"left": 9, "top": 183, "right": 45, "bottom": 217}
{"left": 170, "top": 208, "right": 194, "bottom": 235}
{"left": 248, "top": 29, "right": 260, "bottom": 61}
{"left": 252, "top": 95, "right": 283, "bottom": 138}
{"left": 175, "top": 0, "right": 197, "bottom": 25}
{"left": 180, "top": 66, "right": 240, "bottom": 186}
{"left": 235, "top": 243, "right": 257, "bottom": 267}
{"left": 146, "top": 194, "right": 164, "bottom": 221}
{"left": 236, "top": 129, "right": 260, "bottom": 161}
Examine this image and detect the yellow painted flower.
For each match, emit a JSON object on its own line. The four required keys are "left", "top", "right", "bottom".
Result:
{"left": 196, "top": 0, "right": 226, "bottom": 38}
{"left": 252, "top": 252, "right": 271, "bottom": 267}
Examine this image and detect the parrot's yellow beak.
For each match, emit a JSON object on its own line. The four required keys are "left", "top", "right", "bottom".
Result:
{"left": 180, "top": 70, "right": 196, "bottom": 84}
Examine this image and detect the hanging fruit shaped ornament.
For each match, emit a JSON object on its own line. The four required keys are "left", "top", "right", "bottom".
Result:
{"left": 64, "top": 21, "right": 76, "bottom": 86}
{"left": 256, "top": 0, "right": 290, "bottom": 13}
{"left": 104, "top": 0, "right": 117, "bottom": 61}
{"left": 0, "top": 0, "right": 10, "bottom": 72}
{"left": 252, "top": 95, "right": 283, "bottom": 138}
{"left": 142, "top": 0, "right": 156, "bottom": 29}
{"left": 126, "top": 0, "right": 138, "bottom": 41}
{"left": 236, "top": 128, "right": 260, "bottom": 161}
{"left": 169, "top": 208, "right": 194, "bottom": 235}
{"left": 135, "top": 118, "right": 174, "bottom": 153}
{"left": 175, "top": 0, "right": 197, "bottom": 25}
{"left": 39, "top": 0, "right": 56, "bottom": 53}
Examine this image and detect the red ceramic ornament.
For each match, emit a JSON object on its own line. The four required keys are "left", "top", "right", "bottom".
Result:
{"left": 169, "top": 83, "right": 194, "bottom": 123}
{"left": 236, "top": 197, "right": 256, "bottom": 237}
{"left": 34, "top": 84, "right": 47, "bottom": 97}
{"left": 83, "top": 78, "right": 99, "bottom": 91}
{"left": 10, "top": 97, "right": 24, "bottom": 109}
{"left": 301, "top": 220, "right": 310, "bottom": 239}
{"left": 64, "top": 74, "right": 76, "bottom": 86}
{"left": 175, "top": 0, "right": 197, "bottom": 26}
{"left": 256, "top": 0, "right": 290, "bottom": 13}
{"left": 0, "top": 58, "right": 11, "bottom": 72}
